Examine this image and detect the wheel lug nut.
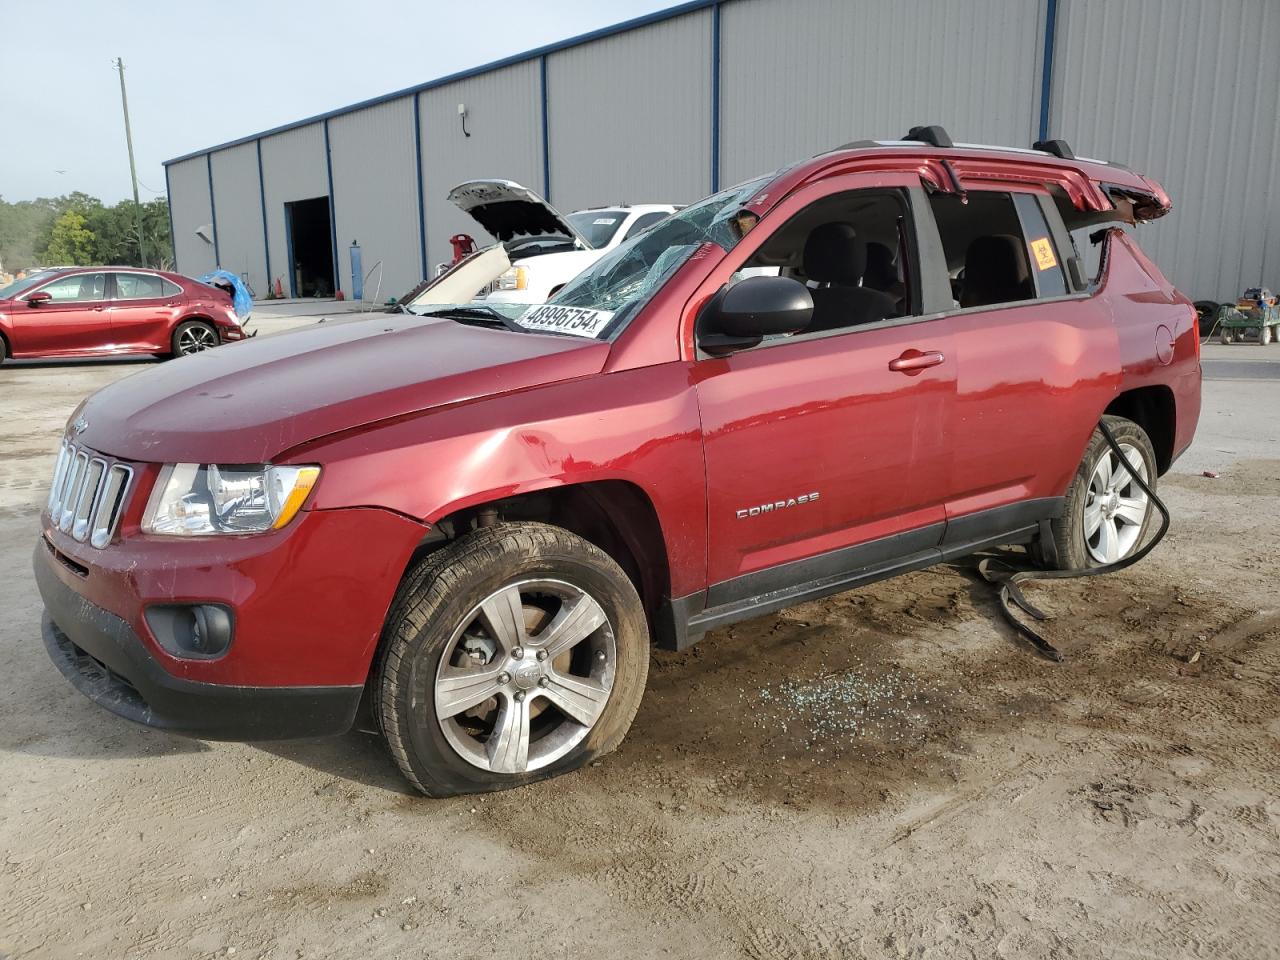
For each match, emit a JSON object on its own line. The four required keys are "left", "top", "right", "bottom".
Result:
{"left": 514, "top": 691, "right": 526, "bottom": 702}
{"left": 498, "top": 672, "right": 511, "bottom": 685}
{"left": 538, "top": 676, "right": 549, "bottom": 687}
{"left": 596, "top": 650, "right": 606, "bottom": 661}
{"left": 536, "top": 649, "right": 548, "bottom": 661}
{"left": 511, "top": 647, "right": 524, "bottom": 660}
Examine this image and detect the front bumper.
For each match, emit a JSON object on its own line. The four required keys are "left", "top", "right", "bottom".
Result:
{"left": 36, "top": 540, "right": 362, "bottom": 739}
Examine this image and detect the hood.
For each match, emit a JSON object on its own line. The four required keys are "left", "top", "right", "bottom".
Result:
{"left": 448, "top": 180, "right": 593, "bottom": 248}
{"left": 76, "top": 313, "right": 608, "bottom": 463}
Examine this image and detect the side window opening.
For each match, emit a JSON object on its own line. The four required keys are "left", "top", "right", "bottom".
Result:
{"left": 114, "top": 273, "right": 167, "bottom": 299}
{"left": 729, "top": 189, "right": 918, "bottom": 340}
{"left": 927, "top": 190, "right": 1068, "bottom": 308}
{"left": 32, "top": 272, "right": 106, "bottom": 303}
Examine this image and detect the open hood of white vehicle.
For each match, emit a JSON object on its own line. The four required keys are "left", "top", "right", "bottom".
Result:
{"left": 447, "top": 180, "right": 594, "bottom": 249}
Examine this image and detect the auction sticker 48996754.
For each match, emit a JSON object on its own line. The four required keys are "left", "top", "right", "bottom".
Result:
{"left": 518, "top": 304, "right": 615, "bottom": 338}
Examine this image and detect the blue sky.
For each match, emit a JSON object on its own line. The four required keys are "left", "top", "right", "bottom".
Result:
{"left": 3, "top": 0, "right": 676, "bottom": 203}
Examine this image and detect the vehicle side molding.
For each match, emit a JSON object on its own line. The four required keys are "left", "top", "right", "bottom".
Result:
{"left": 655, "top": 498, "right": 1065, "bottom": 651}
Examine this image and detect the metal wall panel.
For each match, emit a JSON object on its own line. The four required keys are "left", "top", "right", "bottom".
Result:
{"left": 259, "top": 123, "right": 329, "bottom": 296}
{"left": 419, "top": 61, "right": 544, "bottom": 272}
{"left": 719, "top": 0, "right": 1045, "bottom": 186}
{"left": 209, "top": 142, "right": 266, "bottom": 294}
{"left": 168, "top": 156, "right": 216, "bottom": 276}
{"left": 328, "top": 97, "right": 421, "bottom": 301}
{"left": 547, "top": 9, "right": 713, "bottom": 212}
{"left": 1051, "top": 0, "right": 1280, "bottom": 301}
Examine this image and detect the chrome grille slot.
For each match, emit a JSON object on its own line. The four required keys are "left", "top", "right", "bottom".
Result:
{"left": 72, "top": 458, "right": 106, "bottom": 541}
{"left": 90, "top": 465, "right": 132, "bottom": 548}
{"left": 59, "top": 452, "right": 89, "bottom": 532}
{"left": 47, "top": 443, "right": 71, "bottom": 514}
{"left": 47, "top": 442, "right": 134, "bottom": 549}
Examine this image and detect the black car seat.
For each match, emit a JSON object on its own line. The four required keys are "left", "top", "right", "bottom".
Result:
{"left": 863, "top": 242, "right": 898, "bottom": 292}
{"left": 960, "top": 235, "right": 1034, "bottom": 308}
{"left": 802, "top": 223, "right": 897, "bottom": 332}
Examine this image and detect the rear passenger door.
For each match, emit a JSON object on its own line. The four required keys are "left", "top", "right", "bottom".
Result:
{"left": 920, "top": 187, "right": 1120, "bottom": 543}
{"left": 108, "top": 272, "right": 184, "bottom": 352}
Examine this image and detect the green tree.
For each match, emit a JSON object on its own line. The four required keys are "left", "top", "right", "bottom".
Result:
{"left": 87, "top": 198, "right": 173, "bottom": 268}
{"left": 42, "top": 209, "right": 97, "bottom": 265}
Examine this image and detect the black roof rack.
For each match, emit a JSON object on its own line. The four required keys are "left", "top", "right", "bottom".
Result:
{"left": 902, "top": 125, "right": 954, "bottom": 148}
{"left": 1032, "top": 138, "right": 1075, "bottom": 159}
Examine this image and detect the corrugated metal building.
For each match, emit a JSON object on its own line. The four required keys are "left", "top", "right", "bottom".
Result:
{"left": 165, "top": 0, "right": 1280, "bottom": 303}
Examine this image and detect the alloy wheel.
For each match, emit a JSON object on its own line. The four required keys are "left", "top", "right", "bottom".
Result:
{"left": 431, "top": 579, "right": 615, "bottom": 774}
{"left": 1084, "top": 441, "right": 1149, "bottom": 564}
{"left": 177, "top": 325, "right": 217, "bottom": 354}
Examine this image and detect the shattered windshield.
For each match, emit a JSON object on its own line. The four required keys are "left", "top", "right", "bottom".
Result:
{"left": 542, "top": 176, "right": 770, "bottom": 338}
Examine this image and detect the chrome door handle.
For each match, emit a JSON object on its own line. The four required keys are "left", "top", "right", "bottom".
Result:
{"left": 888, "top": 349, "right": 945, "bottom": 374}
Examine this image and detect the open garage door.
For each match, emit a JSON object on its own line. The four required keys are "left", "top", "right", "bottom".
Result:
{"left": 284, "top": 197, "right": 335, "bottom": 298}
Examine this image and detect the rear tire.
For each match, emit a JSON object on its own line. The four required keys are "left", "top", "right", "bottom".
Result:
{"left": 376, "top": 522, "right": 649, "bottom": 797}
{"left": 1219, "top": 327, "right": 1234, "bottom": 345}
{"left": 1048, "top": 415, "right": 1157, "bottom": 571}
{"left": 1262, "top": 325, "right": 1273, "bottom": 346}
{"left": 1193, "top": 300, "right": 1219, "bottom": 337}
{"left": 171, "top": 320, "right": 219, "bottom": 357}
{"left": 0, "top": 335, "right": 7, "bottom": 365}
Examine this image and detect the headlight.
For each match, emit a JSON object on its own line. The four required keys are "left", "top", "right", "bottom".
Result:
{"left": 142, "top": 463, "right": 320, "bottom": 536}
{"left": 494, "top": 266, "right": 528, "bottom": 291}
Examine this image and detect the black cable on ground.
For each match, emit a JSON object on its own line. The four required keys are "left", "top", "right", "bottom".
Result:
{"left": 978, "top": 418, "right": 1172, "bottom": 661}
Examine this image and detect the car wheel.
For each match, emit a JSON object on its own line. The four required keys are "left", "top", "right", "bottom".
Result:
{"left": 0, "top": 336, "right": 7, "bottom": 365}
{"left": 376, "top": 522, "right": 649, "bottom": 797}
{"left": 1049, "top": 415, "right": 1157, "bottom": 570}
{"left": 1193, "top": 300, "right": 1219, "bottom": 337}
{"left": 171, "top": 320, "right": 219, "bottom": 356}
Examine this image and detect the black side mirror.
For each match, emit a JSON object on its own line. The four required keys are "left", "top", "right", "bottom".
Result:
{"left": 26, "top": 291, "right": 52, "bottom": 307}
{"left": 698, "top": 275, "right": 813, "bottom": 356}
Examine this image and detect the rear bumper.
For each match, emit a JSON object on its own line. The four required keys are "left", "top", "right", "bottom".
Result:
{"left": 36, "top": 540, "right": 361, "bottom": 740}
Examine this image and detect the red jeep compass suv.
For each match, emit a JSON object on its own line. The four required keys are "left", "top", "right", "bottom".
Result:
{"left": 35, "top": 131, "right": 1200, "bottom": 796}
{"left": 0, "top": 266, "right": 244, "bottom": 363}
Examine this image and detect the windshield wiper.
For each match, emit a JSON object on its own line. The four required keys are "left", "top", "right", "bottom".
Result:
{"left": 416, "top": 305, "right": 526, "bottom": 332}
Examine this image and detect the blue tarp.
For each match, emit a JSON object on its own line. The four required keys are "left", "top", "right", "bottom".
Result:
{"left": 199, "top": 270, "right": 253, "bottom": 321}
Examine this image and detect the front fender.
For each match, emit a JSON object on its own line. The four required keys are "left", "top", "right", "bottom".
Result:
{"left": 297, "top": 363, "right": 708, "bottom": 597}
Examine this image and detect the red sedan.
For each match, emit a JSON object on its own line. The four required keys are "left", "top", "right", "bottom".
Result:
{"left": 0, "top": 267, "right": 245, "bottom": 364}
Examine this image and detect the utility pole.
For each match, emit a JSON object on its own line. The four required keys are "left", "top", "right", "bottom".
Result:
{"left": 113, "top": 57, "right": 147, "bottom": 266}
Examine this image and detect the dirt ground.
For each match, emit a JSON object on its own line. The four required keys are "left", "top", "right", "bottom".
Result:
{"left": 1, "top": 325, "right": 1277, "bottom": 960}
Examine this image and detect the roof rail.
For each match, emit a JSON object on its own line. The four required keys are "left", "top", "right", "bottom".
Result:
{"left": 1032, "top": 138, "right": 1075, "bottom": 159}
{"left": 902, "top": 125, "right": 954, "bottom": 148}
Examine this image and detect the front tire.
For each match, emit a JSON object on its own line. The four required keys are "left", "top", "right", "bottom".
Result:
{"left": 1049, "top": 415, "right": 1157, "bottom": 570}
{"left": 377, "top": 522, "right": 649, "bottom": 797}
{"left": 171, "top": 320, "right": 219, "bottom": 356}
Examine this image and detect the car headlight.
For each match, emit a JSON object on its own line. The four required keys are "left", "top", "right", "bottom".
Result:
{"left": 142, "top": 463, "right": 320, "bottom": 536}
{"left": 494, "top": 266, "right": 528, "bottom": 291}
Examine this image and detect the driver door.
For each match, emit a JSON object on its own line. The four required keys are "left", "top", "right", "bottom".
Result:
{"left": 691, "top": 177, "right": 956, "bottom": 605}
{"left": 14, "top": 272, "right": 108, "bottom": 355}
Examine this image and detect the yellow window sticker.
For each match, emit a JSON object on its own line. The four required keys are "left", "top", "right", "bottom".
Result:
{"left": 1030, "top": 237, "right": 1058, "bottom": 271}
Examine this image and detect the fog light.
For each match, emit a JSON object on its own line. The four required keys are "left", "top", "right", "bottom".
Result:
{"left": 145, "top": 604, "right": 234, "bottom": 659}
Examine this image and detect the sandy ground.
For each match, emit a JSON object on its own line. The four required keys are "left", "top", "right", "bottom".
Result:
{"left": 1, "top": 328, "right": 1277, "bottom": 960}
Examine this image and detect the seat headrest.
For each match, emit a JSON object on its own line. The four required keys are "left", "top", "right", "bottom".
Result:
{"left": 964, "top": 235, "right": 1030, "bottom": 287}
{"left": 803, "top": 222, "right": 866, "bottom": 285}
{"left": 863, "top": 242, "right": 898, "bottom": 291}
